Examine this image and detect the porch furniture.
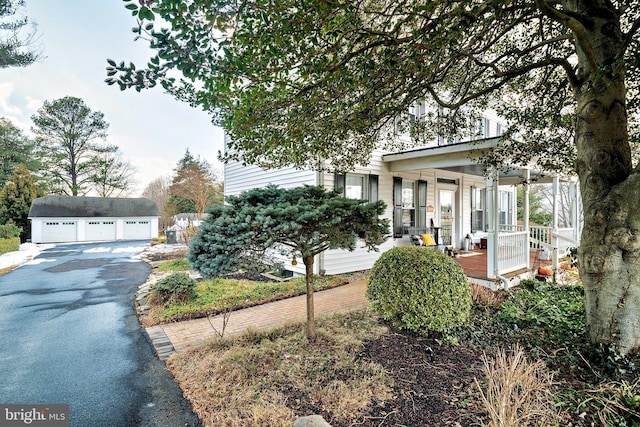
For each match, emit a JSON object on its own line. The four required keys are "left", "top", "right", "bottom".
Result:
{"left": 410, "top": 232, "right": 447, "bottom": 252}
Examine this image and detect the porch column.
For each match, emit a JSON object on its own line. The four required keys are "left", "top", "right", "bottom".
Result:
{"left": 569, "top": 180, "right": 579, "bottom": 241}
{"left": 486, "top": 166, "right": 499, "bottom": 279}
{"left": 552, "top": 176, "right": 560, "bottom": 281}
{"left": 523, "top": 169, "right": 530, "bottom": 269}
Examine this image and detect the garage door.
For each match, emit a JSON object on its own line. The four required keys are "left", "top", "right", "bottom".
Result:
{"left": 123, "top": 220, "right": 151, "bottom": 240}
{"left": 86, "top": 221, "right": 117, "bottom": 241}
{"left": 43, "top": 221, "right": 77, "bottom": 243}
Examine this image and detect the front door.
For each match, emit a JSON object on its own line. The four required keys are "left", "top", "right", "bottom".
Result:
{"left": 438, "top": 189, "right": 455, "bottom": 246}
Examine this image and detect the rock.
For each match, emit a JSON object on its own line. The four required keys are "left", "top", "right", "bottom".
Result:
{"left": 293, "top": 415, "right": 332, "bottom": 427}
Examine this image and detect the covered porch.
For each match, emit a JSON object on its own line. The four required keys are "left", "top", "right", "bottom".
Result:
{"left": 384, "top": 138, "right": 582, "bottom": 288}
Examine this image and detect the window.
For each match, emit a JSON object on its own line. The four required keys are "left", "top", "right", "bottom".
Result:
{"left": 345, "top": 174, "right": 367, "bottom": 200}
{"left": 402, "top": 180, "right": 416, "bottom": 232}
{"left": 393, "top": 177, "right": 427, "bottom": 237}
{"left": 335, "top": 173, "right": 378, "bottom": 202}
{"left": 500, "top": 190, "right": 514, "bottom": 226}
{"left": 471, "top": 187, "right": 485, "bottom": 232}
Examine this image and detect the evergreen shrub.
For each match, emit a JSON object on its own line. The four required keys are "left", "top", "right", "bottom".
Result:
{"left": 0, "top": 223, "right": 21, "bottom": 239}
{"left": 367, "top": 246, "right": 472, "bottom": 333}
{"left": 152, "top": 272, "right": 197, "bottom": 304}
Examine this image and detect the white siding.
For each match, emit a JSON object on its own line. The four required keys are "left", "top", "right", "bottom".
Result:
{"left": 224, "top": 160, "right": 318, "bottom": 197}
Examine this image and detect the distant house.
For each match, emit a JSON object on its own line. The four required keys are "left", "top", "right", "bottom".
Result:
{"left": 167, "top": 213, "right": 208, "bottom": 243}
{"left": 28, "top": 196, "right": 160, "bottom": 243}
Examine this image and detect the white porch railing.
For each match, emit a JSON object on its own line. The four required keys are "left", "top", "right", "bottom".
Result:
{"left": 496, "top": 225, "right": 578, "bottom": 276}
{"left": 497, "top": 230, "right": 528, "bottom": 274}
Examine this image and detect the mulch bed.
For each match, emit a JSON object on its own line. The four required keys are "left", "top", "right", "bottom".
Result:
{"left": 354, "top": 331, "right": 486, "bottom": 426}
{"left": 282, "top": 327, "right": 487, "bottom": 426}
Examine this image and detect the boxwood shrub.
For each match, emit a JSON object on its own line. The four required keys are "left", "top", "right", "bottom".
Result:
{"left": 366, "top": 246, "right": 472, "bottom": 333}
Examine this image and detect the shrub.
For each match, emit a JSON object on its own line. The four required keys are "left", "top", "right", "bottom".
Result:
{"left": 367, "top": 246, "right": 471, "bottom": 333}
{"left": 0, "top": 237, "right": 20, "bottom": 255}
{"left": 0, "top": 223, "right": 21, "bottom": 239}
{"left": 151, "top": 272, "right": 197, "bottom": 304}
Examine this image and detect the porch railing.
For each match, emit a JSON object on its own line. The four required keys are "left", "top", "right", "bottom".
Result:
{"left": 496, "top": 225, "right": 578, "bottom": 276}
{"left": 497, "top": 230, "right": 528, "bottom": 274}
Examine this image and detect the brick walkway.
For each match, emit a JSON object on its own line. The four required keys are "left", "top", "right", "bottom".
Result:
{"left": 145, "top": 279, "right": 368, "bottom": 360}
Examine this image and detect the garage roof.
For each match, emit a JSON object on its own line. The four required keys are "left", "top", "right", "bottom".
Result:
{"left": 29, "top": 196, "right": 160, "bottom": 218}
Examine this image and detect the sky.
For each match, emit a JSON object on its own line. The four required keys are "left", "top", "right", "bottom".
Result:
{"left": 1, "top": 1, "right": 225, "bottom": 196}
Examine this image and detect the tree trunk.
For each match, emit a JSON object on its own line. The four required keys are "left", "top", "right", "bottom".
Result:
{"left": 575, "top": 79, "right": 640, "bottom": 356}
{"left": 303, "top": 255, "right": 316, "bottom": 342}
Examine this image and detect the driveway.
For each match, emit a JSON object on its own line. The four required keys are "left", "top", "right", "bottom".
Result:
{"left": 0, "top": 241, "right": 201, "bottom": 427}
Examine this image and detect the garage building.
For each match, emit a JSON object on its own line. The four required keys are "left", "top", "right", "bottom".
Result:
{"left": 28, "top": 196, "right": 160, "bottom": 244}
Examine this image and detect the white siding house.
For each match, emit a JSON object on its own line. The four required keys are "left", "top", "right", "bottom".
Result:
{"left": 223, "top": 113, "right": 581, "bottom": 287}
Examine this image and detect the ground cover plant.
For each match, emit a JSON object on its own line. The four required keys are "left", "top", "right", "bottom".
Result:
{"left": 166, "top": 278, "right": 640, "bottom": 426}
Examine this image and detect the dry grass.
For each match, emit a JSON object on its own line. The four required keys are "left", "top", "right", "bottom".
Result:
{"left": 470, "top": 282, "right": 507, "bottom": 305}
{"left": 0, "top": 265, "right": 18, "bottom": 277}
{"left": 167, "top": 309, "right": 392, "bottom": 426}
{"left": 475, "top": 345, "right": 557, "bottom": 427}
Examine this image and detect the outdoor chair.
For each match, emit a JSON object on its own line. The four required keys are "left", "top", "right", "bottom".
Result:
{"left": 410, "top": 232, "right": 447, "bottom": 252}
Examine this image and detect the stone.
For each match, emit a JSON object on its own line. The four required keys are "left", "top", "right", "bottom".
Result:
{"left": 293, "top": 415, "right": 332, "bottom": 427}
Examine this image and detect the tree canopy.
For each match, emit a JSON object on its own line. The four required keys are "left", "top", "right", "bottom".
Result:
{"left": 112, "top": 0, "right": 640, "bottom": 354}
{"left": 0, "top": 164, "right": 40, "bottom": 241}
{"left": 168, "top": 149, "right": 223, "bottom": 218}
{"left": 0, "top": 117, "right": 40, "bottom": 189}
{"left": 0, "top": 0, "right": 40, "bottom": 68}
{"left": 189, "top": 185, "right": 389, "bottom": 340}
{"left": 31, "top": 96, "right": 133, "bottom": 197}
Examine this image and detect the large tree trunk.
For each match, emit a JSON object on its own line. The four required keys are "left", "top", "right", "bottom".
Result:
{"left": 303, "top": 255, "right": 316, "bottom": 342}
{"left": 571, "top": 1, "right": 640, "bottom": 356}
{"left": 575, "top": 78, "right": 640, "bottom": 356}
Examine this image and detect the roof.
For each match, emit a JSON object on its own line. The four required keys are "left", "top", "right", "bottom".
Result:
{"left": 28, "top": 196, "right": 160, "bottom": 218}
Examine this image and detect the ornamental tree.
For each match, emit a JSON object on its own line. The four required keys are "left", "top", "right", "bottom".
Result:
{"left": 111, "top": 1, "right": 640, "bottom": 355}
{"left": 188, "top": 185, "right": 389, "bottom": 342}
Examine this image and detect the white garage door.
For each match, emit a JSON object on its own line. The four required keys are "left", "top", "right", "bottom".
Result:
{"left": 123, "top": 220, "right": 151, "bottom": 240}
{"left": 86, "top": 220, "right": 117, "bottom": 241}
{"left": 43, "top": 221, "right": 77, "bottom": 243}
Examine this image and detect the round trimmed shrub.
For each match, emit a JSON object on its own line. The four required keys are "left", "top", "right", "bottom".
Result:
{"left": 152, "top": 272, "right": 197, "bottom": 304}
{"left": 366, "top": 246, "right": 471, "bottom": 333}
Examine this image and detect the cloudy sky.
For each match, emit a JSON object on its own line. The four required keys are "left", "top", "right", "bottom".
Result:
{"left": 1, "top": 1, "right": 225, "bottom": 196}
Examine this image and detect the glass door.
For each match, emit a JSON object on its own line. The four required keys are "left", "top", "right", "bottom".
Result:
{"left": 439, "top": 189, "right": 454, "bottom": 246}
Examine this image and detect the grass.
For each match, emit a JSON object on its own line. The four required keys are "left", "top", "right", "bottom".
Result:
{"left": 164, "top": 275, "right": 640, "bottom": 426}
{"left": 166, "top": 309, "right": 392, "bottom": 427}
{"left": 156, "top": 258, "right": 191, "bottom": 272}
{"left": 0, "top": 237, "right": 20, "bottom": 255}
{"left": 145, "top": 259, "right": 348, "bottom": 325}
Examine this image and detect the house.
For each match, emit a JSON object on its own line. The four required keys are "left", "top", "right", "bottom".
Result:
{"left": 167, "top": 213, "right": 208, "bottom": 243}
{"left": 224, "top": 111, "right": 582, "bottom": 288}
{"left": 28, "top": 196, "right": 160, "bottom": 244}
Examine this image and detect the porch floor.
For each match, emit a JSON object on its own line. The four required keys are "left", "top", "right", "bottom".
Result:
{"left": 453, "top": 248, "right": 552, "bottom": 284}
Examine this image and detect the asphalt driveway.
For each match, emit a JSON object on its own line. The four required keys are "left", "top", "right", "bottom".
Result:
{"left": 0, "top": 241, "right": 201, "bottom": 427}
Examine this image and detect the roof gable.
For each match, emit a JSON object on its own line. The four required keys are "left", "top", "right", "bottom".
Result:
{"left": 28, "top": 196, "right": 160, "bottom": 218}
